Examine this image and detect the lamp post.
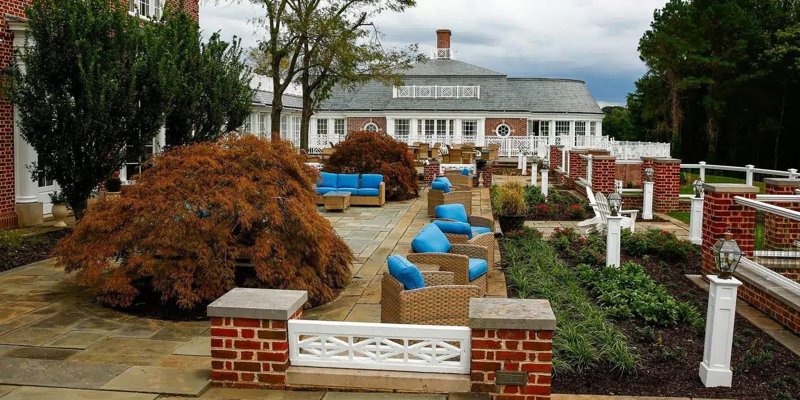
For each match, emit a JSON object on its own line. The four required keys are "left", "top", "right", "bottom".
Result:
{"left": 606, "top": 192, "right": 623, "bottom": 268}
{"left": 699, "top": 231, "right": 743, "bottom": 388}
{"left": 643, "top": 167, "right": 655, "bottom": 220}
{"left": 689, "top": 179, "right": 705, "bottom": 245}
{"left": 541, "top": 159, "right": 550, "bottom": 197}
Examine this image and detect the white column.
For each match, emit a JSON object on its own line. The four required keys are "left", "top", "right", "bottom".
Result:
{"left": 699, "top": 276, "right": 742, "bottom": 388}
{"left": 606, "top": 216, "right": 622, "bottom": 268}
{"left": 478, "top": 118, "right": 486, "bottom": 146}
{"left": 517, "top": 153, "right": 523, "bottom": 170}
{"left": 689, "top": 196, "right": 704, "bottom": 245}
{"left": 699, "top": 161, "right": 707, "bottom": 181}
{"left": 597, "top": 120, "right": 603, "bottom": 137}
{"left": 386, "top": 118, "right": 395, "bottom": 138}
{"left": 541, "top": 168, "right": 549, "bottom": 197}
{"left": 521, "top": 154, "right": 527, "bottom": 175}
{"left": 454, "top": 119, "right": 462, "bottom": 143}
{"left": 643, "top": 181, "right": 654, "bottom": 220}
{"left": 745, "top": 164, "right": 754, "bottom": 186}
{"left": 14, "top": 123, "right": 39, "bottom": 204}
{"left": 586, "top": 155, "right": 593, "bottom": 183}
{"left": 531, "top": 163, "right": 537, "bottom": 186}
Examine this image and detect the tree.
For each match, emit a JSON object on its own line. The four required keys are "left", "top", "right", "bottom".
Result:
{"left": 602, "top": 107, "right": 635, "bottom": 140}
{"left": 54, "top": 135, "right": 354, "bottom": 310}
{"left": 156, "top": 8, "right": 254, "bottom": 147}
{"left": 8, "top": 0, "right": 164, "bottom": 218}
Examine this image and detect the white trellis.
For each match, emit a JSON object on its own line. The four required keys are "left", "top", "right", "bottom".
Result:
{"left": 288, "top": 320, "right": 471, "bottom": 374}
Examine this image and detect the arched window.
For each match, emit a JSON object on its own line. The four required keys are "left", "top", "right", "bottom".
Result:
{"left": 495, "top": 124, "right": 511, "bottom": 137}
{"left": 364, "top": 122, "right": 379, "bottom": 132}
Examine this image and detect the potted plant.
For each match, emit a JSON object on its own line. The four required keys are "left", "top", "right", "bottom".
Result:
{"left": 495, "top": 182, "right": 527, "bottom": 233}
{"left": 105, "top": 176, "right": 122, "bottom": 199}
{"left": 49, "top": 191, "right": 69, "bottom": 228}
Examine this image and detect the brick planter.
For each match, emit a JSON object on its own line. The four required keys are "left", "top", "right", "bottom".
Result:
{"left": 423, "top": 161, "right": 441, "bottom": 185}
{"left": 549, "top": 145, "right": 564, "bottom": 172}
{"left": 567, "top": 149, "right": 588, "bottom": 181}
{"left": 591, "top": 156, "right": 616, "bottom": 195}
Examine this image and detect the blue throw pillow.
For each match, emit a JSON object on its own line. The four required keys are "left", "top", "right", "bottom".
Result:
{"left": 434, "top": 176, "right": 452, "bottom": 186}
{"left": 319, "top": 172, "right": 338, "bottom": 188}
{"left": 432, "top": 220, "right": 473, "bottom": 239}
{"left": 337, "top": 174, "right": 359, "bottom": 189}
{"left": 387, "top": 255, "right": 425, "bottom": 290}
{"left": 468, "top": 258, "right": 489, "bottom": 281}
{"left": 431, "top": 180, "right": 451, "bottom": 193}
{"left": 360, "top": 174, "right": 383, "bottom": 189}
{"left": 462, "top": 168, "right": 471, "bottom": 176}
{"left": 411, "top": 224, "right": 452, "bottom": 254}
{"left": 435, "top": 204, "right": 469, "bottom": 223}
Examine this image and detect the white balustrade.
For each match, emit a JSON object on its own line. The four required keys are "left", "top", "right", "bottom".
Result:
{"left": 288, "top": 320, "right": 471, "bottom": 374}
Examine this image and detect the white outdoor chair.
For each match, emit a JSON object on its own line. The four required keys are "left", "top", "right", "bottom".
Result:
{"left": 594, "top": 192, "right": 637, "bottom": 233}
{"left": 577, "top": 186, "right": 602, "bottom": 230}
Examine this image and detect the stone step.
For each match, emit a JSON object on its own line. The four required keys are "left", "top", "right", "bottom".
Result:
{"left": 286, "top": 366, "right": 471, "bottom": 393}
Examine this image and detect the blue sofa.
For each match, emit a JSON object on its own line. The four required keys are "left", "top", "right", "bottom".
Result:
{"left": 316, "top": 172, "right": 386, "bottom": 206}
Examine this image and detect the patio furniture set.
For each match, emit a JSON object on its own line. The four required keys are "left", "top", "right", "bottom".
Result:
{"left": 427, "top": 175, "right": 473, "bottom": 217}
{"left": 315, "top": 172, "right": 386, "bottom": 210}
{"left": 579, "top": 186, "right": 638, "bottom": 232}
{"left": 410, "top": 143, "right": 500, "bottom": 163}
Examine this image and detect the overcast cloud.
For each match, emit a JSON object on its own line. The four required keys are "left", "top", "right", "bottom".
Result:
{"left": 200, "top": 0, "right": 668, "bottom": 105}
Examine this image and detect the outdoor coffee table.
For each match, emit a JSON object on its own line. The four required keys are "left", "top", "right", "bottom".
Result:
{"left": 323, "top": 191, "right": 351, "bottom": 212}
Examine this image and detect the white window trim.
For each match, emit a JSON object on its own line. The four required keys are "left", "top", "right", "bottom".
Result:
{"left": 495, "top": 123, "right": 511, "bottom": 138}
{"left": 364, "top": 122, "right": 380, "bottom": 132}
{"left": 128, "top": 0, "right": 163, "bottom": 20}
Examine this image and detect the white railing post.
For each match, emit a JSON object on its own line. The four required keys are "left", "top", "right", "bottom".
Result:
{"left": 587, "top": 155, "right": 593, "bottom": 184}
{"left": 606, "top": 215, "right": 622, "bottom": 268}
{"left": 699, "top": 276, "right": 742, "bottom": 387}
{"left": 521, "top": 154, "right": 528, "bottom": 175}
{"left": 745, "top": 165, "right": 755, "bottom": 186}
{"left": 689, "top": 195, "right": 704, "bottom": 245}
{"left": 531, "top": 162, "right": 537, "bottom": 186}
{"left": 699, "top": 161, "right": 707, "bottom": 181}
{"left": 541, "top": 168, "right": 549, "bottom": 197}
{"left": 561, "top": 148, "right": 567, "bottom": 173}
{"left": 643, "top": 181, "right": 654, "bottom": 220}
{"left": 789, "top": 168, "right": 798, "bottom": 180}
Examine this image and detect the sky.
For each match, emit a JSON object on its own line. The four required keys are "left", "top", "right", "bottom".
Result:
{"left": 199, "top": 0, "right": 669, "bottom": 106}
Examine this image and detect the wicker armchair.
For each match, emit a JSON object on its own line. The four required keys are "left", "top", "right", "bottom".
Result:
{"left": 427, "top": 187, "right": 472, "bottom": 217}
{"left": 406, "top": 238, "right": 491, "bottom": 292}
{"left": 381, "top": 271, "right": 483, "bottom": 326}
{"left": 442, "top": 171, "right": 472, "bottom": 187}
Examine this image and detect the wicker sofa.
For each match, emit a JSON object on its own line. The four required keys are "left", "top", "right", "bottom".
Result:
{"left": 406, "top": 223, "right": 492, "bottom": 291}
{"left": 315, "top": 172, "right": 386, "bottom": 206}
{"left": 442, "top": 170, "right": 473, "bottom": 187}
{"left": 427, "top": 177, "right": 472, "bottom": 217}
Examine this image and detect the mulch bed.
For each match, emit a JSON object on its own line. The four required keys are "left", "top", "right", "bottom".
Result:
{"left": 548, "top": 247, "right": 800, "bottom": 399}
{"left": 0, "top": 229, "right": 71, "bottom": 273}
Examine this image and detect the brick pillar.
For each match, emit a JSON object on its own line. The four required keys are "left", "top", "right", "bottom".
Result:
{"left": 568, "top": 149, "right": 587, "bottom": 180}
{"left": 548, "top": 145, "right": 563, "bottom": 171}
{"left": 640, "top": 157, "right": 655, "bottom": 181}
{"left": 653, "top": 158, "right": 681, "bottom": 213}
{"left": 591, "top": 156, "right": 616, "bottom": 194}
{"left": 483, "top": 162, "right": 495, "bottom": 187}
{"left": 423, "top": 160, "right": 441, "bottom": 185}
{"left": 701, "top": 184, "right": 759, "bottom": 276}
{"left": 208, "top": 288, "right": 307, "bottom": 389}
{"left": 764, "top": 178, "right": 800, "bottom": 250}
{"left": 470, "top": 298, "right": 555, "bottom": 400}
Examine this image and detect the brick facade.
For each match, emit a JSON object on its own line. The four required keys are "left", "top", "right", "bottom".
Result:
{"left": 346, "top": 117, "right": 387, "bottom": 134}
{"left": 548, "top": 145, "right": 563, "bottom": 171}
{"left": 737, "top": 283, "right": 800, "bottom": 334}
{"left": 210, "top": 309, "right": 301, "bottom": 389}
{"left": 763, "top": 179, "right": 800, "bottom": 250}
{"left": 616, "top": 161, "right": 643, "bottom": 188}
{"left": 485, "top": 118, "right": 527, "bottom": 137}
{"left": 567, "top": 149, "right": 587, "bottom": 181}
{"left": 471, "top": 328, "right": 554, "bottom": 399}
{"left": 652, "top": 158, "right": 681, "bottom": 213}
{"left": 591, "top": 156, "right": 616, "bottom": 195}
{"left": 423, "top": 161, "right": 440, "bottom": 185}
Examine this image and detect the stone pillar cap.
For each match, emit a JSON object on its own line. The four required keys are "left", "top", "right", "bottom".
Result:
{"left": 653, "top": 157, "right": 681, "bottom": 164}
{"left": 469, "top": 298, "right": 556, "bottom": 330}
{"left": 569, "top": 149, "right": 588, "bottom": 154}
{"left": 207, "top": 288, "right": 307, "bottom": 321}
{"left": 703, "top": 183, "right": 760, "bottom": 194}
{"left": 764, "top": 178, "right": 800, "bottom": 187}
{"left": 592, "top": 155, "right": 616, "bottom": 161}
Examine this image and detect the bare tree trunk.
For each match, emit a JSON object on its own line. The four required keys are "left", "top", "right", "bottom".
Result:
{"left": 773, "top": 92, "right": 786, "bottom": 169}
{"left": 270, "top": 74, "right": 284, "bottom": 141}
{"left": 300, "top": 98, "right": 313, "bottom": 152}
{"left": 706, "top": 117, "right": 719, "bottom": 163}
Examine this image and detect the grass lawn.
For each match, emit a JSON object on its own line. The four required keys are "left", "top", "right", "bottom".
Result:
{"left": 680, "top": 172, "right": 765, "bottom": 194}
{"left": 667, "top": 211, "right": 690, "bottom": 224}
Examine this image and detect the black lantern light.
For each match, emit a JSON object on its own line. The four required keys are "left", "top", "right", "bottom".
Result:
{"left": 712, "top": 231, "right": 743, "bottom": 279}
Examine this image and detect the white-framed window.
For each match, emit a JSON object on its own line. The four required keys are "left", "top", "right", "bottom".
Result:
{"left": 129, "top": 0, "right": 162, "bottom": 20}
{"left": 334, "top": 119, "right": 346, "bottom": 138}
{"left": 495, "top": 124, "right": 511, "bottom": 137}
{"left": 462, "top": 120, "right": 478, "bottom": 142}
{"left": 555, "top": 121, "right": 570, "bottom": 135}
{"left": 316, "top": 119, "right": 328, "bottom": 137}
{"left": 424, "top": 120, "right": 435, "bottom": 137}
{"left": 243, "top": 114, "right": 252, "bottom": 134}
{"left": 575, "top": 121, "right": 586, "bottom": 136}
{"left": 395, "top": 119, "right": 410, "bottom": 136}
{"left": 364, "top": 122, "right": 379, "bottom": 132}
{"left": 590, "top": 121, "right": 597, "bottom": 136}
{"left": 258, "top": 113, "right": 269, "bottom": 137}
{"left": 528, "top": 120, "right": 550, "bottom": 136}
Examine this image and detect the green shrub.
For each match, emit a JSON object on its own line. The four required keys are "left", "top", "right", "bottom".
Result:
{"left": 494, "top": 181, "right": 527, "bottom": 216}
{"left": 576, "top": 262, "right": 703, "bottom": 328}
{"left": 621, "top": 229, "right": 698, "bottom": 263}
{"left": 524, "top": 185, "right": 546, "bottom": 208}
{"left": 503, "top": 231, "right": 638, "bottom": 376}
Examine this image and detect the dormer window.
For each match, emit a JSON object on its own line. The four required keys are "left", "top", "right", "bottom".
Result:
{"left": 129, "top": 0, "right": 163, "bottom": 20}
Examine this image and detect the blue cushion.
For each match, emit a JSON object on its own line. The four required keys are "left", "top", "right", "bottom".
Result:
{"left": 357, "top": 188, "right": 380, "bottom": 196}
{"left": 337, "top": 174, "right": 359, "bottom": 189}
{"left": 387, "top": 255, "right": 425, "bottom": 290}
{"left": 471, "top": 226, "right": 493, "bottom": 236}
{"left": 336, "top": 188, "right": 359, "bottom": 195}
{"left": 468, "top": 258, "right": 489, "bottom": 281}
{"left": 319, "top": 172, "right": 338, "bottom": 188}
{"left": 432, "top": 220, "right": 473, "bottom": 238}
{"left": 431, "top": 180, "right": 451, "bottom": 193}
{"left": 411, "top": 224, "right": 452, "bottom": 254}
{"left": 316, "top": 187, "right": 337, "bottom": 195}
{"left": 462, "top": 168, "right": 471, "bottom": 176}
{"left": 435, "top": 204, "right": 469, "bottom": 223}
{"left": 360, "top": 174, "right": 383, "bottom": 189}
{"left": 434, "top": 177, "right": 452, "bottom": 185}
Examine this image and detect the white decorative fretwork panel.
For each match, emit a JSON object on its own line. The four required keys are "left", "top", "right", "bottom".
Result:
{"left": 288, "top": 320, "right": 471, "bottom": 374}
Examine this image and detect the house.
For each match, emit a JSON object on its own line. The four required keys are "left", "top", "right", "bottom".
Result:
{"left": 0, "top": 0, "right": 199, "bottom": 229}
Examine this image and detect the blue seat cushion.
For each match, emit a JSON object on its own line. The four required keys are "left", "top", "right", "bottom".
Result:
{"left": 319, "top": 172, "right": 338, "bottom": 188}
{"left": 462, "top": 168, "right": 471, "bottom": 176}
{"left": 337, "top": 174, "right": 360, "bottom": 189}
{"left": 434, "top": 177, "right": 452, "bottom": 185}
{"left": 468, "top": 258, "right": 489, "bottom": 281}
{"left": 431, "top": 180, "right": 451, "bottom": 193}
{"left": 316, "top": 187, "right": 337, "bottom": 195}
{"left": 471, "top": 226, "right": 493, "bottom": 236}
{"left": 360, "top": 174, "right": 383, "bottom": 189}
{"left": 411, "top": 224, "right": 452, "bottom": 254}
{"left": 432, "top": 220, "right": 473, "bottom": 238}
{"left": 387, "top": 255, "right": 425, "bottom": 290}
{"left": 336, "top": 188, "right": 359, "bottom": 195}
{"left": 435, "top": 204, "right": 469, "bottom": 223}
{"left": 356, "top": 188, "right": 380, "bottom": 196}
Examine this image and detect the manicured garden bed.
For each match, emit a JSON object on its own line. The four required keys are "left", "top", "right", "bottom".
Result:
{"left": 0, "top": 229, "right": 70, "bottom": 273}
{"left": 502, "top": 228, "right": 800, "bottom": 399}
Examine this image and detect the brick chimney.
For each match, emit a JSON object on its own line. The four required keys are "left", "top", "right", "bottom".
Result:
{"left": 436, "top": 29, "right": 452, "bottom": 59}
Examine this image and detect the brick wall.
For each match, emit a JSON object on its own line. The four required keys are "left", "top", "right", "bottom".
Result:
{"left": 346, "top": 117, "right": 386, "bottom": 134}
{"left": 471, "top": 328, "right": 553, "bottom": 399}
{"left": 701, "top": 186, "right": 757, "bottom": 277}
{"left": 763, "top": 179, "right": 800, "bottom": 250}
{"left": 738, "top": 281, "right": 800, "bottom": 335}
{"left": 423, "top": 161, "right": 440, "bottom": 185}
{"left": 653, "top": 158, "right": 681, "bottom": 213}
{"left": 548, "top": 146, "right": 563, "bottom": 171}
{"left": 591, "top": 156, "right": 616, "bottom": 195}
{"left": 616, "top": 162, "right": 643, "bottom": 188}
{"left": 485, "top": 118, "right": 527, "bottom": 137}
{"left": 621, "top": 193, "right": 643, "bottom": 210}
{"left": 210, "top": 309, "right": 301, "bottom": 389}
{"left": 567, "top": 149, "right": 587, "bottom": 181}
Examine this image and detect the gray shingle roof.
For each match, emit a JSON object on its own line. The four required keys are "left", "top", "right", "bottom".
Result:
{"left": 252, "top": 90, "right": 304, "bottom": 110}
{"left": 402, "top": 59, "right": 505, "bottom": 76}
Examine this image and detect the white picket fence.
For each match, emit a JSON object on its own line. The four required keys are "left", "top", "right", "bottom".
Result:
{"left": 287, "top": 320, "right": 471, "bottom": 374}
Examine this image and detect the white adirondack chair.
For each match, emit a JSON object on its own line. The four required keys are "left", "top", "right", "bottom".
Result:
{"left": 594, "top": 192, "right": 637, "bottom": 233}
{"left": 577, "top": 186, "right": 602, "bottom": 230}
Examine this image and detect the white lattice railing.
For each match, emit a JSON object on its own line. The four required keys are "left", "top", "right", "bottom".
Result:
{"left": 609, "top": 141, "right": 670, "bottom": 159}
{"left": 394, "top": 85, "right": 480, "bottom": 99}
{"left": 288, "top": 320, "right": 471, "bottom": 374}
